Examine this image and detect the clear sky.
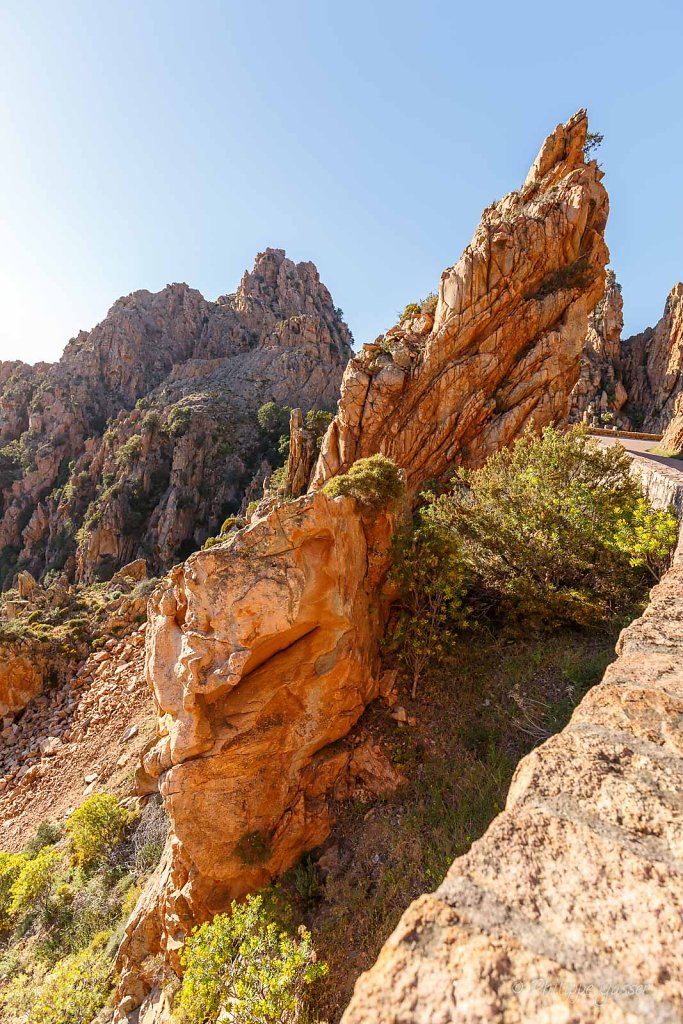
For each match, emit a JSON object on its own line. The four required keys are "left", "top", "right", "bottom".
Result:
{"left": 1, "top": 0, "right": 682, "bottom": 364}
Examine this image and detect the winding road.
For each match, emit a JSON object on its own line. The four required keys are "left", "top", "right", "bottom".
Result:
{"left": 592, "top": 432, "right": 683, "bottom": 471}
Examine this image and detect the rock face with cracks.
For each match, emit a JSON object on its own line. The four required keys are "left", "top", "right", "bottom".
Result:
{"left": 115, "top": 110, "right": 610, "bottom": 1020}
{"left": 622, "top": 282, "right": 683, "bottom": 434}
{"left": 569, "top": 271, "right": 629, "bottom": 428}
{"left": 312, "top": 109, "right": 608, "bottom": 494}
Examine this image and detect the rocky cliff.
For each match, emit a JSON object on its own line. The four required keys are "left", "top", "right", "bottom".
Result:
{"left": 568, "top": 279, "right": 683, "bottom": 441}
{"left": 343, "top": 497, "right": 683, "bottom": 1024}
{"left": 622, "top": 283, "right": 683, "bottom": 433}
{"left": 114, "top": 109, "right": 610, "bottom": 1019}
{"left": 569, "top": 270, "right": 630, "bottom": 428}
{"left": 0, "top": 249, "right": 352, "bottom": 587}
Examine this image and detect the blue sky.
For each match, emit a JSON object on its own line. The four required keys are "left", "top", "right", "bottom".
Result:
{"left": 1, "top": 0, "right": 682, "bottom": 364}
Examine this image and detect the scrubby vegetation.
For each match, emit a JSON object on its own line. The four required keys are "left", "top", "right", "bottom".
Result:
{"left": 176, "top": 894, "right": 327, "bottom": 1024}
{"left": 584, "top": 129, "right": 604, "bottom": 158}
{"left": 0, "top": 794, "right": 168, "bottom": 1024}
{"left": 389, "top": 514, "right": 471, "bottom": 697}
{"left": 66, "top": 793, "right": 135, "bottom": 868}
{"left": 322, "top": 454, "right": 405, "bottom": 510}
{"left": 0, "top": 571, "right": 156, "bottom": 687}
{"left": 387, "top": 426, "right": 676, "bottom": 691}
{"left": 430, "top": 425, "right": 676, "bottom": 626}
{"left": 399, "top": 292, "right": 437, "bottom": 322}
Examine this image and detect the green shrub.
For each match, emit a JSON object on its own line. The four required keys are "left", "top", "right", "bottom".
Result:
{"left": 304, "top": 409, "right": 333, "bottom": 443}
{"left": 267, "top": 465, "right": 288, "bottom": 494}
{"left": 389, "top": 511, "right": 471, "bottom": 696}
{"left": 38, "top": 873, "right": 126, "bottom": 961}
{"left": 168, "top": 405, "right": 192, "bottom": 438}
{"left": 584, "top": 130, "right": 604, "bottom": 158}
{"left": 25, "top": 820, "right": 63, "bottom": 857}
{"left": 420, "top": 292, "right": 438, "bottom": 315}
{"left": 66, "top": 794, "right": 134, "bottom": 868}
{"left": 176, "top": 893, "right": 327, "bottom": 1024}
{"left": 0, "top": 852, "right": 29, "bottom": 928}
{"left": 399, "top": 302, "right": 421, "bottom": 322}
{"left": 428, "top": 425, "right": 678, "bottom": 628}
{"left": 115, "top": 434, "right": 142, "bottom": 469}
{"left": 322, "top": 454, "right": 405, "bottom": 511}
{"left": 31, "top": 932, "right": 112, "bottom": 1024}
{"left": 221, "top": 516, "right": 241, "bottom": 533}
{"left": 257, "top": 402, "right": 291, "bottom": 443}
{"left": 9, "top": 847, "right": 62, "bottom": 916}
{"left": 142, "top": 410, "right": 162, "bottom": 432}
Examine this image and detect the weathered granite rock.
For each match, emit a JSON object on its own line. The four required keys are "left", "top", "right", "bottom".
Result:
{"left": 285, "top": 408, "right": 319, "bottom": 498}
{"left": 0, "top": 249, "right": 352, "bottom": 588}
{"left": 622, "top": 283, "right": 683, "bottom": 433}
{"left": 342, "top": 528, "right": 683, "bottom": 1024}
{"left": 115, "top": 489, "right": 399, "bottom": 1011}
{"left": 114, "top": 111, "right": 610, "bottom": 1020}
{"left": 312, "top": 109, "right": 608, "bottom": 493}
{"left": 0, "top": 647, "right": 45, "bottom": 716}
{"left": 569, "top": 270, "right": 630, "bottom": 428}
{"left": 660, "top": 397, "right": 683, "bottom": 454}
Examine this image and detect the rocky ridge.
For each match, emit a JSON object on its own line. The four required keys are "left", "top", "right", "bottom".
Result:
{"left": 114, "top": 109, "right": 610, "bottom": 1019}
{"left": 0, "top": 249, "right": 352, "bottom": 586}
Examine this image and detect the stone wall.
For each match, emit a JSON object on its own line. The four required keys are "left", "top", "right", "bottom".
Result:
{"left": 342, "top": 463, "right": 683, "bottom": 1024}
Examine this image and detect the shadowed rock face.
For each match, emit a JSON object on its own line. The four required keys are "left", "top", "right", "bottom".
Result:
{"left": 622, "top": 283, "right": 683, "bottom": 434}
{"left": 312, "top": 109, "right": 608, "bottom": 495}
{"left": 0, "top": 249, "right": 352, "bottom": 587}
{"left": 115, "top": 111, "right": 609, "bottom": 1020}
{"left": 569, "top": 273, "right": 630, "bottom": 428}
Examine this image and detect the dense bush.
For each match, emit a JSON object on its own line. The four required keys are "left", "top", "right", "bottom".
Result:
{"left": 399, "top": 293, "right": 437, "bottom": 322}
{"left": 304, "top": 408, "right": 333, "bottom": 442}
{"left": 25, "top": 820, "right": 63, "bottom": 857}
{"left": 399, "top": 302, "right": 421, "bottom": 321}
{"left": 0, "top": 852, "right": 28, "bottom": 928}
{"left": 30, "top": 932, "right": 112, "bottom": 1024}
{"left": 9, "top": 847, "right": 62, "bottom": 916}
{"left": 167, "top": 405, "right": 192, "bottom": 438}
{"left": 66, "top": 794, "right": 135, "bottom": 868}
{"left": 258, "top": 402, "right": 291, "bottom": 445}
{"left": 115, "top": 434, "right": 142, "bottom": 469}
{"left": 0, "top": 798, "right": 167, "bottom": 1024}
{"left": 176, "top": 893, "right": 327, "bottom": 1024}
{"left": 389, "top": 513, "right": 471, "bottom": 696}
{"left": 322, "top": 454, "right": 405, "bottom": 511}
{"left": 427, "top": 426, "right": 677, "bottom": 628}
